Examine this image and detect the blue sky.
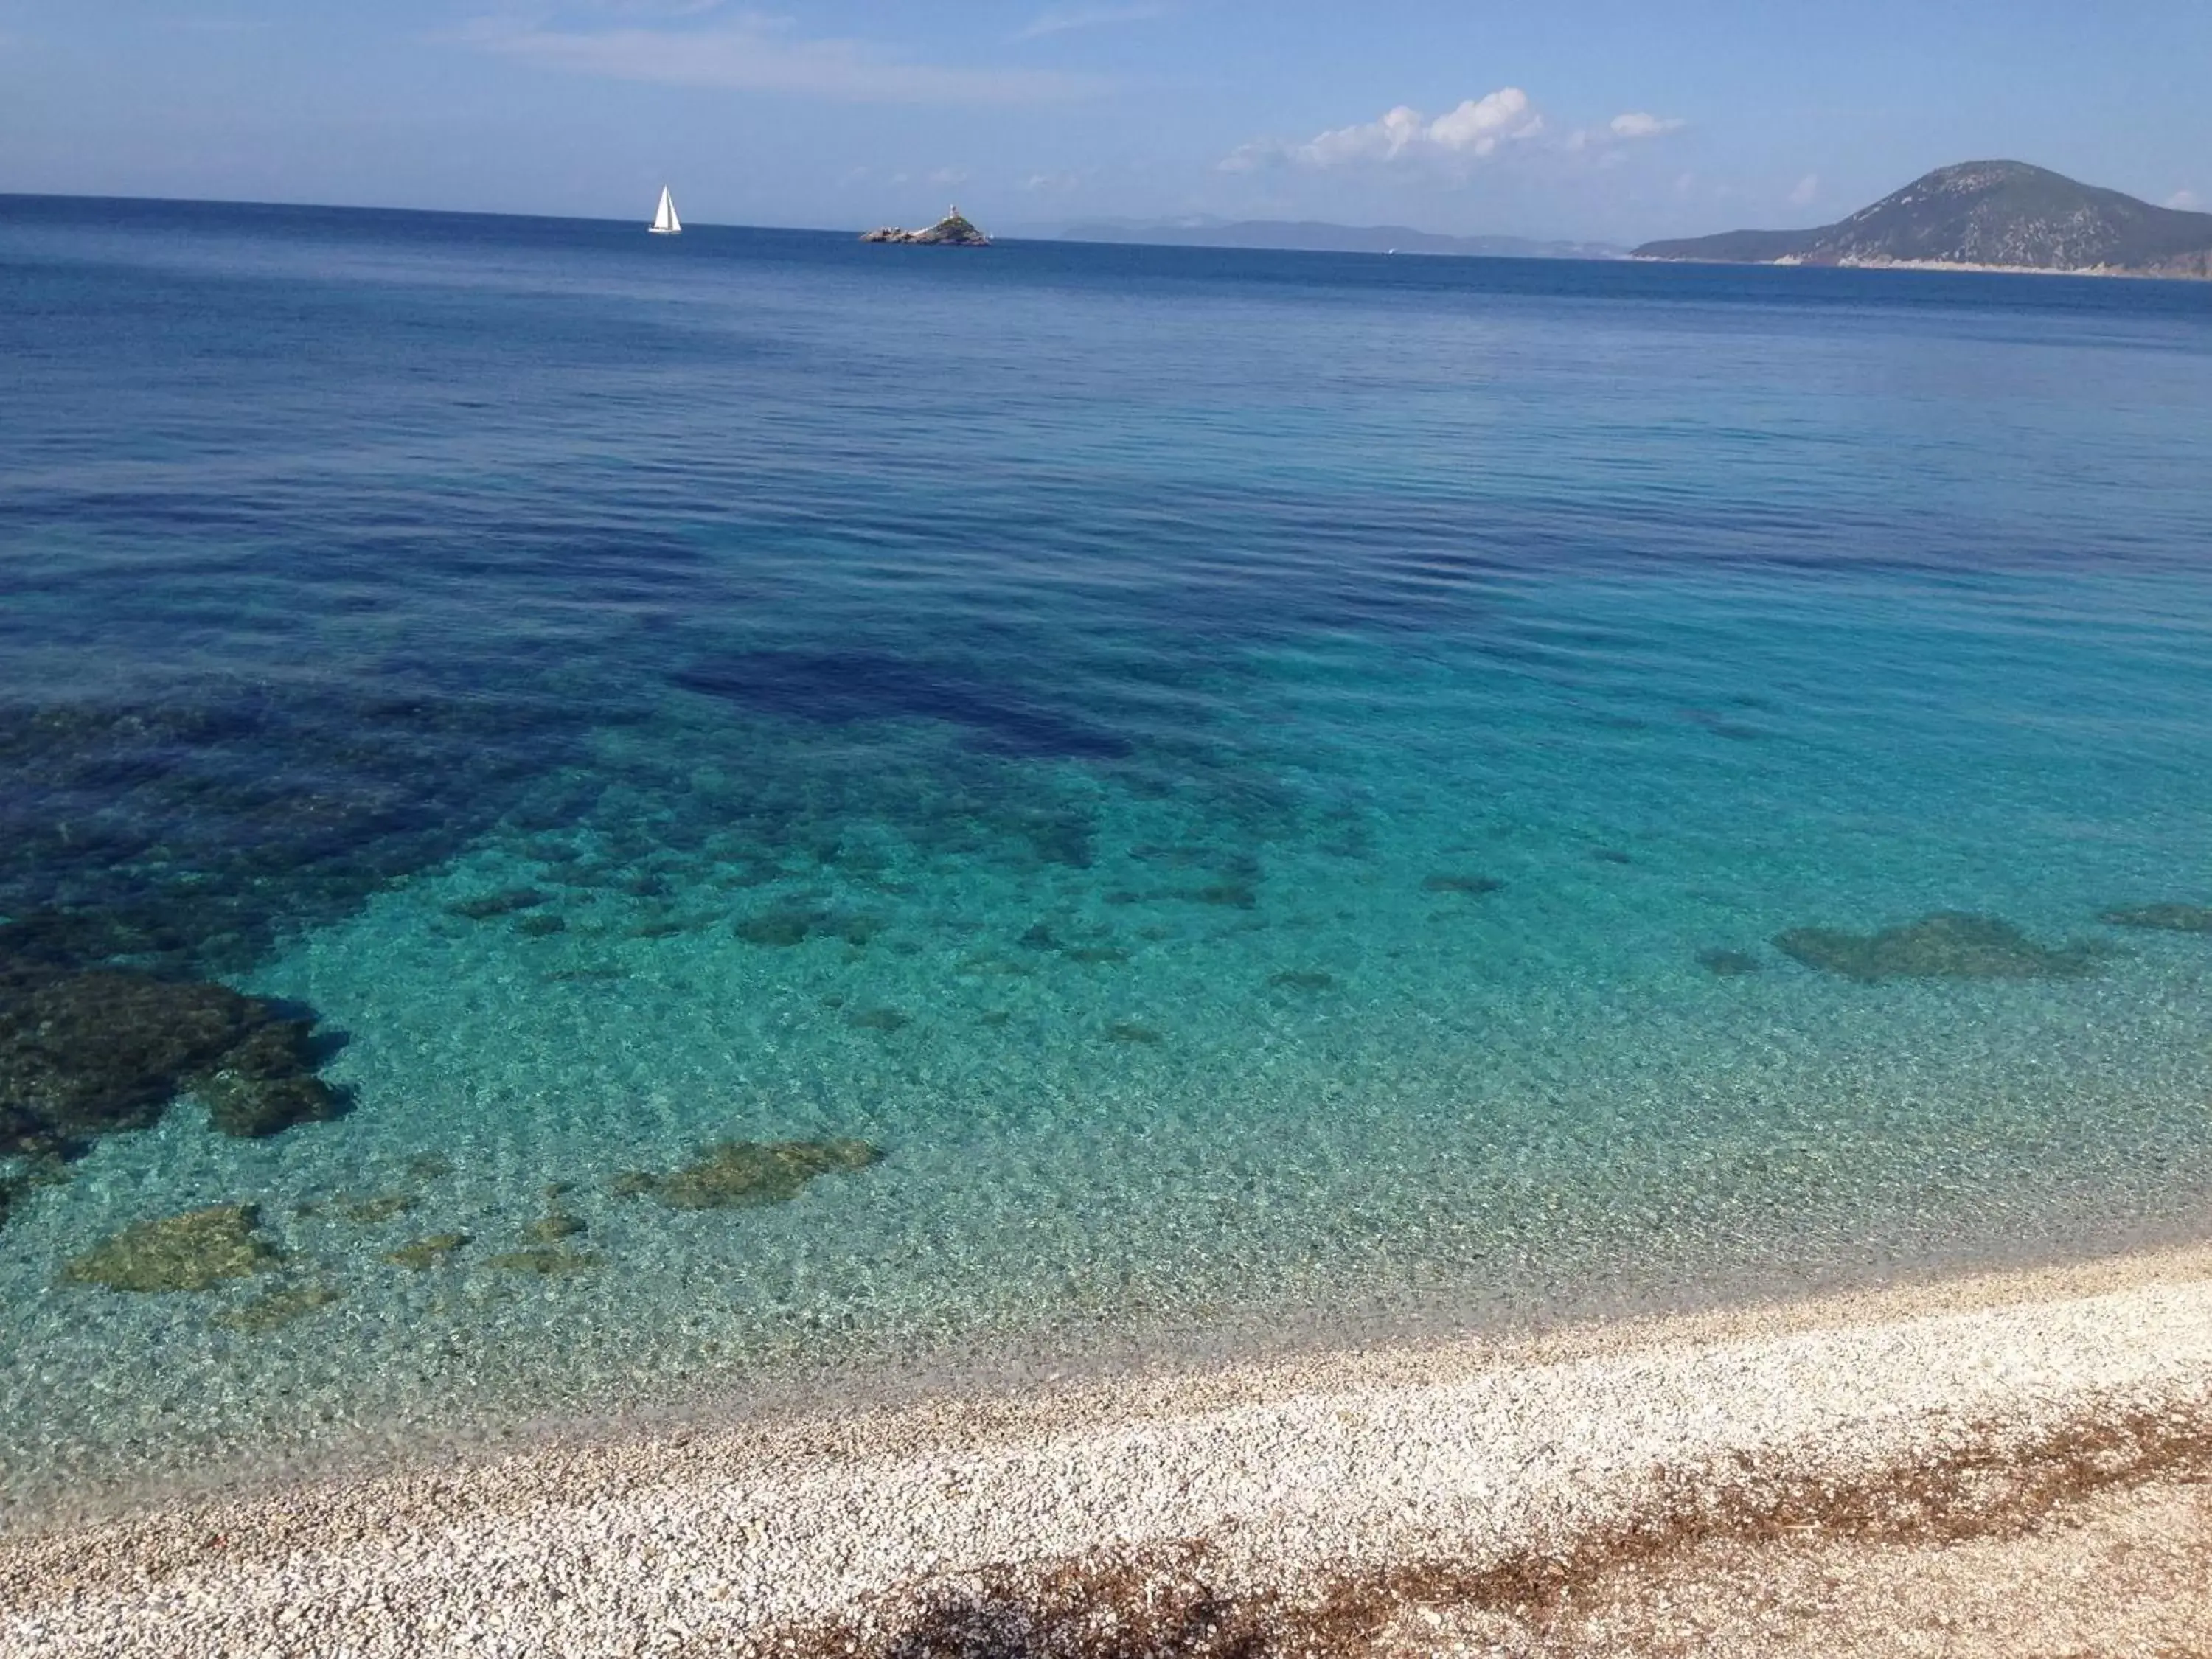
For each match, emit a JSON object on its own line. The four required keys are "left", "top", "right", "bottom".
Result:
{"left": 1, "top": 2, "right": 2205, "bottom": 240}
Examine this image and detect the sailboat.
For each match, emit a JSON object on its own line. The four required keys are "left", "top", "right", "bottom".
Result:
{"left": 648, "top": 187, "right": 681, "bottom": 237}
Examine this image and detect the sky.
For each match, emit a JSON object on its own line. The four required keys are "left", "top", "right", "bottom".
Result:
{"left": 1, "top": 2, "right": 2206, "bottom": 243}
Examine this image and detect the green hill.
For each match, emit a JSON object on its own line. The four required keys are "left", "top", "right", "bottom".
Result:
{"left": 1636, "top": 161, "right": 2212, "bottom": 277}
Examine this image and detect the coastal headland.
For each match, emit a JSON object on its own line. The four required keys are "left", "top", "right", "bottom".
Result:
{"left": 7, "top": 1246, "right": 2211, "bottom": 1656}
{"left": 1636, "top": 160, "right": 2212, "bottom": 279}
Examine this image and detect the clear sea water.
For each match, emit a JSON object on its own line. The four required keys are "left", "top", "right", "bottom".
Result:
{"left": 4, "top": 195, "right": 2211, "bottom": 1520}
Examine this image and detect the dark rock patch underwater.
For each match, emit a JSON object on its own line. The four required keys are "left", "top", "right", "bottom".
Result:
{"left": 612, "top": 1138, "right": 884, "bottom": 1210}
{"left": 212, "top": 1281, "right": 345, "bottom": 1332}
{"left": 2099, "top": 902, "right": 2212, "bottom": 933}
{"left": 1695, "top": 948, "right": 1764, "bottom": 977}
{"left": 58, "top": 1203, "right": 282, "bottom": 1293}
{"left": 1774, "top": 912, "right": 2107, "bottom": 982}
{"left": 735, "top": 905, "right": 888, "bottom": 949}
{"left": 1, "top": 947, "right": 345, "bottom": 1166}
{"left": 0, "top": 681, "right": 607, "bottom": 1216}
{"left": 0, "top": 689, "right": 597, "bottom": 980}
{"left": 1423, "top": 874, "right": 1505, "bottom": 898}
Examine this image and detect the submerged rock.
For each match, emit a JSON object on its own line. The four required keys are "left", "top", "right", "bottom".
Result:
{"left": 334, "top": 1192, "right": 419, "bottom": 1225}
{"left": 846, "top": 1006, "right": 913, "bottom": 1032}
{"left": 734, "top": 906, "right": 886, "bottom": 949}
{"left": 673, "top": 648, "right": 1121, "bottom": 759}
{"left": 60, "top": 1203, "right": 283, "bottom": 1293}
{"left": 2099, "top": 902, "right": 2212, "bottom": 933}
{"left": 0, "top": 1154, "right": 69, "bottom": 1228}
{"left": 1695, "top": 948, "right": 1764, "bottom": 977}
{"left": 489, "top": 1245, "right": 601, "bottom": 1276}
{"left": 958, "top": 952, "right": 1036, "bottom": 978}
{"left": 831, "top": 912, "right": 888, "bottom": 947}
{"left": 734, "top": 908, "right": 813, "bottom": 947}
{"left": 1012, "top": 807, "right": 1094, "bottom": 869}
{"left": 1, "top": 952, "right": 344, "bottom": 1166}
{"left": 383, "top": 1231, "right": 471, "bottom": 1269}
{"left": 613, "top": 1137, "right": 883, "bottom": 1210}
{"left": 1183, "top": 882, "right": 1257, "bottom": 909}
{"left": 0, "top": 687, "right": 591, "bottom": 983}
{"left": 524, "top": 1184, "right": 587, "bottom": 1243}
{"left": 445, "top": 888, "right": 549, "bottom": 920}
{"left": 193, "top": 1052, "right": 346, "bottom": 1141}
{"left": 212, "top": 1281, "right": 344, "bottom": 1332}
{"left": 1773, "top": 912, "right": 2104, "bottom": 982}
{"left": 1423, "top": 874, "right": 1505, "bottom": 897}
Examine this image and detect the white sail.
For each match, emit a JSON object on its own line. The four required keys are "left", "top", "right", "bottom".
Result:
{"left": 650, "top": 187, "right": 681, "bottom": 235}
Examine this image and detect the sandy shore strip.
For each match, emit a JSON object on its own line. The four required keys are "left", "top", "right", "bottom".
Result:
{"left": 6, "top": 1246, "right": 2212, "bottom": 1657}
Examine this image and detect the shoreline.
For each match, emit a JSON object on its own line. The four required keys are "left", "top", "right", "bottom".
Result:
{"left": 7, "top": 1244, "right": 2212, "bottom": 1655}
{"left": 1631, "top": 251, "right": 2212, "bottom": 280}
{"left": 5, "top": 1208, "right": 2203, "bottom": 1533}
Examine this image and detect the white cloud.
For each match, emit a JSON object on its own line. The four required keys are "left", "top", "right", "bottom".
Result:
{"left": 465, "top": 11, "right": 1102, "bottom": 104}
{"left": 1015, "top": 4, "right": 1166, "bottom": 40}
{"left": 2168, "top": 189, "right": 2204, "bottom": 212}
{"left": 1563, "top": 109, "right": 1683, "bottom": 156}
{"left": 928, "top": 167, "right": 970, "bottom": 188}
{"left": 1224, "top": 88, "right": 1543, "bottom": 172}
{"left": 1429, "top": 90, "right": 1543, "bottom": 153}
{"left": 1026, "top": 170, "right": 1082, "bottom": 192}
{"left": 1608, "top": 111, "right": 1683, "bottom": 139}
{"left": 1788, "top": 173, "right": 1820, "bottom": 208}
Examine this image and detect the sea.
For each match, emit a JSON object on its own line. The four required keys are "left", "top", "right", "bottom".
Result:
{"left": 4, "top": 194, "right": 2211, "bottom": 1521}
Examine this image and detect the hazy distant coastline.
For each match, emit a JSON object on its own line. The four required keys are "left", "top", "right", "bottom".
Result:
{"left": 1047, "top": 217, "right": 1627, "bottom": 260}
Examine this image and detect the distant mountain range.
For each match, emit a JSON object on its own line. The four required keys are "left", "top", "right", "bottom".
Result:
{"left": 1635, "top": 161, "right": 2212, "bottom": 279}
{"left": 1050, "top": 218, "right": 1625, "bottom": 261}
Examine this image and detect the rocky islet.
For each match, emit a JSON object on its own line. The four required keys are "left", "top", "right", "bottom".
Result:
{"left": 859, "top": 209, "right": 992, "bottom": 246}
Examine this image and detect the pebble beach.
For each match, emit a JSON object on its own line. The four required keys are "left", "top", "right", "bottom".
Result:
{"left": 7, "top": 1245, "right": 2210, "bottom": 1657}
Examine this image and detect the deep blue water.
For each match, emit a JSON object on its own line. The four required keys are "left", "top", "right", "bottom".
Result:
{"left": 4, "top": 195, "right": 2212, "bottom": 1515}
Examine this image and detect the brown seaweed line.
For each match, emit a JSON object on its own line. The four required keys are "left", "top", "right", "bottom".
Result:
{"left": 772, "top": 1393, "right": 2212, "bottom": 1658}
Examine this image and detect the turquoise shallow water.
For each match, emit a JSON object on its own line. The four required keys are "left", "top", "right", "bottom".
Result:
{"left": 4, "top": 196, "right": 2212, "bottom": 1519}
